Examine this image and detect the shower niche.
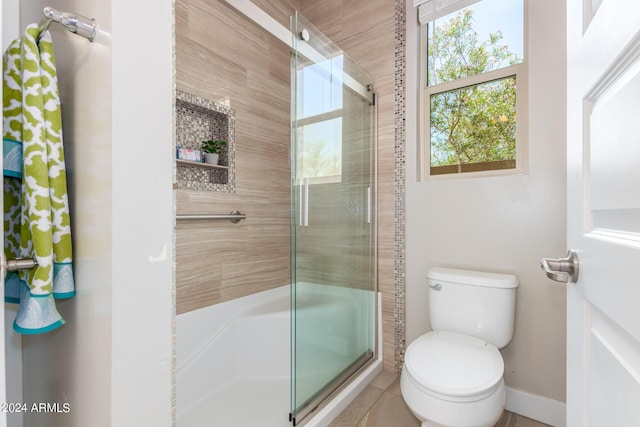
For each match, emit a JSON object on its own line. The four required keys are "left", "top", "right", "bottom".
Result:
{"left": 175, "top": 90, "right": 236, "bottom": 192}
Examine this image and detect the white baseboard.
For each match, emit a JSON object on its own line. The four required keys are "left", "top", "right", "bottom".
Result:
{"left": 506, "top": 387, "right": 566, "bottom": 427}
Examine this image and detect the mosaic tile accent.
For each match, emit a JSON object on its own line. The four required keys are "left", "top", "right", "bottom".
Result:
{"left": 171, "top": 3, "right": 177, "bottom": 424}
{"left": 171, "top": 2, "right": 178, "bottom": 426}
{"left": 175, "top": 90, "right": 236, "bottom": 192}
{"left": 394, "top": 0, "right": 407, "bottom": 374}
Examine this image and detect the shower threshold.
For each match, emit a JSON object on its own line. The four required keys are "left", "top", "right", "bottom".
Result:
{"left": 291, "top": 351, "right": 374, "bottom": 426}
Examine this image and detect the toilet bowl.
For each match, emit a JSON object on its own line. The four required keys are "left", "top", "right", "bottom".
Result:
{"left": 401, "top": 331, "right": 505, "bottom": 427}
{"left": 400, "top": 267, "right": 518, "bottom": 427}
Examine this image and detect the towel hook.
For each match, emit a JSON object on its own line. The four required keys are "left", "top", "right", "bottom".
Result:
{"left": 38, "top": 6, "right": 97, "bottom": 42}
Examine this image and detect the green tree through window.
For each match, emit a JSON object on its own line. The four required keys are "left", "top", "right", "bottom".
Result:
{"left": 427, "top": 8, "right": 522, "bottom": 175}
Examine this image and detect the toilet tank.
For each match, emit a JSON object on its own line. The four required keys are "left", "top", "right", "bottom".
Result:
{"left": 427, "top": 267, "right": 518, "bottom": 348}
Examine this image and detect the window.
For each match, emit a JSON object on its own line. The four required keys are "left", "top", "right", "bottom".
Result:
{"left": 296, "top": 55, "right": 344, "bottom": 184}
{"left": 419, "top": 0, "right": 526, "bottom": 178}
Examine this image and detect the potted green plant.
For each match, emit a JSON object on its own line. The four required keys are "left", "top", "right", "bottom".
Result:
{"left": 201, "top": 139, "right": 227, "bottom": 165}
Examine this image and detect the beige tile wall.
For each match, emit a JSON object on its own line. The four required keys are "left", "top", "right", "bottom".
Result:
{"left": 175, "top": 0, "right": 293, "bottom": 313}
{"left": 298, "top": 0, "right": 397, "bottom": 372}
{"left": 176, "top": 0, "right": 399, "bottom": 374}
{"left": 293, "top": 72, "right": 375, "bottom": 291}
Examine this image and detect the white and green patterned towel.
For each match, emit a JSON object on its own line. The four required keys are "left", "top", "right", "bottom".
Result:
{"left": 2, "top": 24, "right": 75, "bottom": 334}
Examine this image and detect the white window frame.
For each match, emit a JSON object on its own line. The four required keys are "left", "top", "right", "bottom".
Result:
{"left": 419, "top": 3, "right": 529, "bottom": 180}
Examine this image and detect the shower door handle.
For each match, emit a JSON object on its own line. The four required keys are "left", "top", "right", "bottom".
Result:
{"left": 367, "top": 187, "right": 371, "bottom": 224}
{"left": 299, "top": 177, "right": 309, "bottom": 227}
{"left": 298, "top": 180, "right": 303, "bottom": 226}
{"left": 303, "top": 177, "right": 309, "bottom": 227}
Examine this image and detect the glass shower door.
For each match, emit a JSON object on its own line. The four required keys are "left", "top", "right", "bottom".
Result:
{"left": 290, "top": 12, "right": 377, "bottom": 425}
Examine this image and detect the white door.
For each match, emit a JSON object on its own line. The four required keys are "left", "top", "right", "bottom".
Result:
{"left": 565, "top": 0, "right": 640, "bottom": 425}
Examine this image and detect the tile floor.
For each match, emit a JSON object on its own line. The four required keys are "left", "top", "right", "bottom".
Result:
{"left": 328, "top": 371, "right": 552, "bottom": 427}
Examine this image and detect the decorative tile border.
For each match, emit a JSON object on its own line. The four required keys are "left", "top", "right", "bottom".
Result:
{"left": 171, "top": 3, "right": 177, "bottom": 425}
{"left": 175, "top": 90, "right": 236, "bottom": 193}
{"left": 394, "top": 0, "right": 407, "bottom": 374}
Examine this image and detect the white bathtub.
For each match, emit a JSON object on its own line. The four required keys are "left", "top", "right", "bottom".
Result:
{"left": 176, "top": 284, "right": 382, "bottom": 427}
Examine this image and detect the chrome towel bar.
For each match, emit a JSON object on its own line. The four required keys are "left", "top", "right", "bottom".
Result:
{"left": 176, "top": 211, "right": 247, "bottom": 224}
{"left": 38, "top": 6, "right": 97, "bottom": 42}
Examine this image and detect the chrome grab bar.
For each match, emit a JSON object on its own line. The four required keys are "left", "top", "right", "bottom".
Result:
{"left": 176, "top": 210, "right": 247, "bottom": 224}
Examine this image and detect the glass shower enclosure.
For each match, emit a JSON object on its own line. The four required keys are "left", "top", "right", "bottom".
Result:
{"left": 290, "top": 13, "right": 377, "bottom": 425}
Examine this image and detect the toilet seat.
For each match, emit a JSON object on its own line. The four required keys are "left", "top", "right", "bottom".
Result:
{"left": 404, "top": 331, "right": 504, "bottom": 400}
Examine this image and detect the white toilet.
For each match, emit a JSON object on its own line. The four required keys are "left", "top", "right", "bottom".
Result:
{"left": 401, "top": 267, "right": 518, "bottom": 427}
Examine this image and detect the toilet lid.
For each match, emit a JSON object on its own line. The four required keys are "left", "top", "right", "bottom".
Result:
{"left": 404, "top": 331, "right": 504, "bottom": 397}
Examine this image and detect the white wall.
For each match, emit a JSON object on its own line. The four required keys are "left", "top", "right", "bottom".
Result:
{"left": 19, "top": 1, "right": 114, "bottom": 425}
{"left": 14, "top": 1, "right": 174, "bottom": 426}
{"left": 0, "top": 4, "right": 8, "bottom": 425}
{"left": 1, "top": 0, "right": 20, "bottom": 50}
{"left": 110, "top": 0, "right": 174, "bottom": 424}
{"left": 405, "top": 0, "right": 567, "bottom": 403}
{"left": 3, "top": 2, "right": 24, "bottom": 426}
